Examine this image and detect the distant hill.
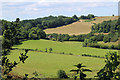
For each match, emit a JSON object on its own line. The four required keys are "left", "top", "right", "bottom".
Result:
{"left": 44, "top": 16, "right": 118, "bottom": 35}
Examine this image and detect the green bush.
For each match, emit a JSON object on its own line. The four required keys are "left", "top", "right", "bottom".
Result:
{"left": 69, "top": 53, "right": 73, "bottom": 55}
{"left": 57, "top": 70, "right": 68, "bottom": 78}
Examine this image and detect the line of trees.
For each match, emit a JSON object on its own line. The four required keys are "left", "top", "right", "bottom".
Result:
{"left": 47, "top": 32, "right": 119, "bottom": 50}
{"left": 20, "top": 15, "right": 79, "bottom": 30}
{"left": 2, "top": 19, "right": 46, "bottom": 41}
{"left": 80, "top": 14, "right": 95, "bottom": 19}
{"left": 47, "top": 33, "right": 70, "bottom": 42}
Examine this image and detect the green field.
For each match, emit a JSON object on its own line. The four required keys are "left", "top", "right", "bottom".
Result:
{"left": 8, "top": 50, "right": 105, "bottom": 78}
{"left": 8, "top": 39, "right": 118, "bottom": 78}
{"left": 13, "top": 39, "right": 118, "bottom": 57}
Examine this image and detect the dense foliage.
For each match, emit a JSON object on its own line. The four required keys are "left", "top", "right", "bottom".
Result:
{"left": 96, "top": 52, "right": 120, "bottom": 80}
{"left": 80, "top": 14, "right": 95, "bottom": 19}
{"left": 83, "top": 18, "right": 120, "bottom": 50}
{"left": 91, "top": 20, "right": 118, "bottom": 33}
{"left": 57, "top": 70, "right": 68, "bottom": 79}
{"left": 20, "top": 15, "right": 79, "bottom": 30}
{"left": 2, "top": 19, "right": 20, "bottom": 50}
{"left": 47, "top": 33, "right": 95, "bottom": 42}
{"left": 91, "top": 19, "right": 120, "bottom": 43}
{"left": 47, "top": 33, "right": 70, "bottom": 42}
{"left": 2, "top": 19, "right": 46, "bottom": 41}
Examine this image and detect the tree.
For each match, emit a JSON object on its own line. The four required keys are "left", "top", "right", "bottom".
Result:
{"left": 29, "top": 32, "right": 38, "bottom": 40}
{"left": 95, "top": 34, "right": 104, "bottom": 41}
{"left": 80, "top": 14, "right": 95, "bottom": 19}
{"left": 83, "top": 38, "right": 97, "bottom": 47}
{"left": 36, "top": 24, "right": 43, "bottom": 29}
{"left": 28, "top": 27, "right": 46, "bottom": 40}
{"left": 103, "top": 35, "right": 110, "bottom": 43}
{"left": 80, "top": 15, "right": 87, "bottom": 19}
{"left": 91, "top": 20, "right": 118, "bottom": 34}
{"left": 24, "top": 23, "right": 32, "bottom": 30}
{"left": 70, "top": 63, "right": 92, "bottom": 80}
{"left": 57, "top": 70, "right": 68, "bottom": 78}
{"left": 36, "top": 28, "right": 46, "bottom": 39}
{"left": 49, "top": 48, "right": 52, "bottom": 53}
{"left": 87, "top": 14, "right": 95, "bottom": 19}
{"left": 96, "top": 52, "right": 120, "bottom": 80}
{"left": 72, "top": 15, "right": 79, "bottom": 21}
{"left": 2, "top": 18, "right": 21, "bottom": 53}
{"left": 57, "top": 34, "right": 63, "bottom": 42}
{"left": 63, "top": 34, "right": 70, "bottom": 41}
{"left": 83, "top": 39, "right": 89, "bottom": 47}
{"left": 45, "top": 48, "right": 47, "bottom": 52}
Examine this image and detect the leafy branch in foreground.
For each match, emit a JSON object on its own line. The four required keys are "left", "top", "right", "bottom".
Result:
{"left": 70, "top": 63, "right": 92, "bottom": 80}
{"left": 96, "top": 52, "right": 120, "bottom": 80}
{"left": 2, "top": 49, "right": 29, "bottom": 78}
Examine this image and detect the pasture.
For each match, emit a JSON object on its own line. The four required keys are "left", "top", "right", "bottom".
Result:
{"left": 44, "top": 16, "right": 118, "bottom": 35}
{"left": 8, "top": 37, "right": 119, "bottom": 78}
{"left": 8, "top": 50, "right": 105, "bottom": 78}
{"left": 13, "top": 39, "right": 118, "bottom": 57}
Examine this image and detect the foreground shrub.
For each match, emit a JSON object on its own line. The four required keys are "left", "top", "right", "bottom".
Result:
{"left": 57, "top": 70, "right": 69, "bottom": 78}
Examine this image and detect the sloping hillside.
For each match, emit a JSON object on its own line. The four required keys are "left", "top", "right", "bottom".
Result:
{"left": 44, "top": 21, "right": 92, "bottom": 35}
{"left": 44, "top": 16, "right": 118, "bottom": 35}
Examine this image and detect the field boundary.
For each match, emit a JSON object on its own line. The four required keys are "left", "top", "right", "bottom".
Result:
{"left": 12, "top": 48, "right": 105, "bottom": 59}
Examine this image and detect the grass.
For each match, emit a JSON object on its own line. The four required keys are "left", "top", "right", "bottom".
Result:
{"left": 8, "top": 50, "right": 105, "bottom": 78}
{"left": 13, "top": 39, "right": 118, "bottom": 57}
{"left": 44, "top": 20, "right": 92, "bottom": 35}
{"left": 44, "top": 16, "right": 118, "bottom": 35}
{"left": 84, "top": 19, "right": 94, "bottom": 22}
{"left": 93, "top": 16, "right": 118, "bottom": 24}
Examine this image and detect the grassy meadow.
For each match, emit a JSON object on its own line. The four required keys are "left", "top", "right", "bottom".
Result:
{"left": 8, "top": 50, "right": 105, "bottom": 78}
{"left": 8, "top": 39, "right": 118, "bottom": 78}
{"left": 13, "top": 39, "right": 118, "bottom": 57}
